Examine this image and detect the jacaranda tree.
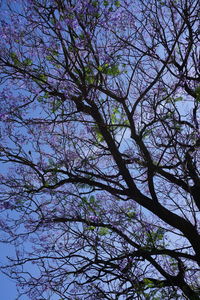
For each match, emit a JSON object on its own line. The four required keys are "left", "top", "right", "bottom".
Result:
{"left": 0, "top": 0, "right": 199, "bottom": 299}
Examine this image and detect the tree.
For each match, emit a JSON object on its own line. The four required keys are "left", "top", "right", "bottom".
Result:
{"left": 0, "top": 0, "right": 199, "bottom": 299}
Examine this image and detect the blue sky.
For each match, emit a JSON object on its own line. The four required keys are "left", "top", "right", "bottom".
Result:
{"left": 0, "top": 243, "right": 19, "bottom": 300}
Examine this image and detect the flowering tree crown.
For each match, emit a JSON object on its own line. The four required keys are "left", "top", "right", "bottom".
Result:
{"left": 0, "top": 0, "right": 200, "bottom": 299}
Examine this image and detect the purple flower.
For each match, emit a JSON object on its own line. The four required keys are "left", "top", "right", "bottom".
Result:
{"left": 0, "top": 113, "right": 8, "bottom": 121}
{"left": 1, "top": 201, "right": 15, "bottom": 209}
{"left": 88, "top": 215, "right": 99, "bottom": 222}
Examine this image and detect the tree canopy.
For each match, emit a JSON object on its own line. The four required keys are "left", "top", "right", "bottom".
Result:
{"left": 0, "top": 0, "right": 200, "bottom": 299}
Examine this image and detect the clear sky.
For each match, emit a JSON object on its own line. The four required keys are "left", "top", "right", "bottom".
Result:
{"left": 0, "top": 243, "right": 20, "bottom": 300}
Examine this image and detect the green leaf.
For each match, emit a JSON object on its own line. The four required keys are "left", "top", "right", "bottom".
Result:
{"left": 94, "top": 126, "right": 104, "bottom": 142}
{"left": 97, "top": 132, "right": 104, "bottom": 142}
{"left": 37, "top": 96, "right": 44, "bottom": 102}
{"left": 92, "top": 1, "right": 98, "bottom": 7}
{"left": 103, "top": 0, "right": 109, "bottom": 6}
{"left": 166, "top": 96, "right": 183, "bottom": 102}
{"left": 97, "top": 65, "right": 103, "bottom": 72}
{"left": 37, "top": 92, "right": 49, "bottom": 102}
{"left": 99, "top": 227, "right": 109, "bottom": 236}
{"left": 89, "top": 196, "right": 96, "bottom": 204}
{"left": 51, "top": 50, "right": 59, "bottom": 56}
{"left": 46, "top": 55, "right": 53, "bottom": 61}
{"left": 111, "top": 113, "right": 117, "bottom": 124}
{"left": 158, "top": 282, "right": 165, "bottom": 287}
{"left": 174, "top": 96, "right": 183, "bottom": 102}
{"left": 10, "top": 52, "right": 21, "bottom": 66}
{"left": 146, "top": 228, "right": 165, "bottom": 246}
{"left": 44, "top": 183, "right": 50, "bottom": 188}
{"left": 143, "top": 129, "right": 152, "bottom": 138}
{"left": 114, "top": 1, "right": 121, "bottom": 7}
{"left": 38, "top": 74, "right": 47, "bottom": 81}
{"left": 84, "top": 66, "right": 95, "bottom": 84}
{"left": 34, "top": 74, "right": 47, "bottom": 85}
{"left": 111, "top": 107, "right": 120, "bottom": 124}
{"left": 23, "top": 58, "right": 33, "bottom": 66}
{"left": 86, "top": 75, "right": 95, "bottom": 84}
{"left": 174, "top": 124, "right": 181, "bottom": 131}
{"left": 87, "top": 226, "right": 96, "bottom": 231}
{"left": 123, "top": 119, "right": 130, "bottom": 126}
{"left": 106, "top": 65, "right": 121, "bottom": 76}
{"left": 143, "top": 278, "right": 155, "bottom": 288}
{"left": 82, "top": 196, "right": 88, "bottom": 204}
{"left": 99, "top": 64, "right": 121, "bottom": 76}
{"left": 156, "top": 228, "right": 165, "bottom": 236}
{"left": 52, "top": 100, "right": 62, "bottom": 113}
{"left": 44, "top": 92, "right": 49, "bottom": 98}
{"left": 127, "top": 211, "right": 136, "bottom": 219}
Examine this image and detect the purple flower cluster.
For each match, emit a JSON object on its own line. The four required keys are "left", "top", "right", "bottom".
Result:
{"left": 0, "top": 201, "right": 15, "bottom": 210}
{"left": 88, "top": 215, "right": 99, "bottom": 222}
{"left": 0, "top": 113, "right": 8, "bottom": 121}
